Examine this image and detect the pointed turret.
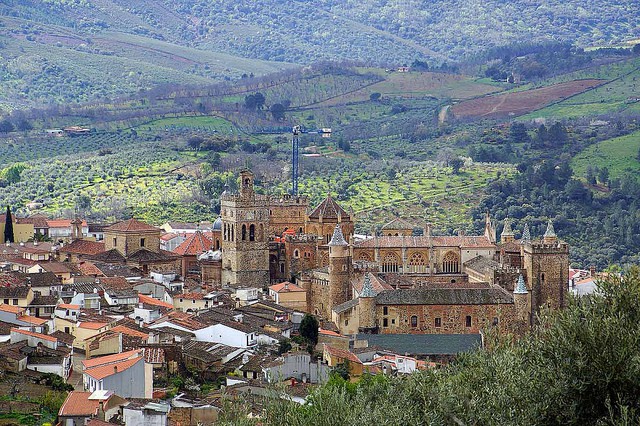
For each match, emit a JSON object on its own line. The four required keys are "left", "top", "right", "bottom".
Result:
{"left": 543, "top": 219, "right": 557, "bottom": 244}
{"left": 520, "top": 223, "right": 531, "bottom": 244}
{"left": 360, "top": 273, "right": 376, "bottom": 298}
{"left": 484, "top": 211, "right": 496, "bottom": 243}
{"left": 328, "top": 224, "right": 347, "bottom": 246}
{"left": 501, "top": 218, "right": 515, "bottom": 243}
{"left": 514, "top": 274, "right": 528, "bottom": 294}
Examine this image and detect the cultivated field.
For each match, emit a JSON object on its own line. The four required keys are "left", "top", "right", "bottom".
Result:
{"left": 571, "top": 130, "right": 640, "bottom": 180}
{"left": 450, "top": 79, "right": 604, "bottom": 119}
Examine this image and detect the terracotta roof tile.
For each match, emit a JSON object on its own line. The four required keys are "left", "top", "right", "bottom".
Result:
{"left": 11, "top": 327, "right": 57, "bottom": 342}
{"left": 58, "top": 391, "right": 99, "bottom": 416}
{"left": 85, "top": 356, "right": 143, "bottom": 380}
{"left": 139, "top": 293, "right": 174, "bottom": 309}
{"left": 60, "top": 240, "right": 106, "bottom": 255}
{"left": 172, "top": 231, "right": 213, "bottom": 256}
{"left": 78, "top": 322, "right": 109, "bottom": 330}
{"left": 323, "top": 344, "right": 361, "bottom": 364}
{"left": 18, "top": 315, "right": 47, "bottom": 325}
{"left": 105, "top": 219, "right": 158, "bottom": 233}
{"left": 77, "top": 261, "right": 104, "bottom": 276}
{"left": 177, "top": 292, "right": 205, "bottom": 300}
{"left": 0, "top": 304, "right": 24, "bottom": 314}
{"left": 82, "top": 349, "right": 143, "bottom": 368}
{"left": 269, "top": 282, "right": 305, "bottom": 293}
{"left": 110, "top": 325, "right": 149, "bottom": 339}
{"left": 57, "top": 303, "right": 80, "bottom": 310}
{"left": 308, "top": 194, "right": 350, "bottom": 221}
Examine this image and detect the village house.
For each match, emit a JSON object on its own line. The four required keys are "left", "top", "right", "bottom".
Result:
{"left": 268, "top": 281, "right": 307, "bottom": 311}
{"left": 58, "top": 390, "right": 127, "bottom": 426}
{"left": 82, "top": 349, "right": 153, "bottom": 398}
{"left": 9, "top": 327, "right": 73, "bottom": 379}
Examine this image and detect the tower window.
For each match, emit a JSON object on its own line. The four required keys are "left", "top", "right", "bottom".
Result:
{"left": 410, "top": 316, "right": 418, "bottom": 327}
{"left": 249, "top": 224, "right": 255, "bottom": 241}
{"left": 294, "top": 250, "right": 300, "bottom": 258}
{"left": 383, "top": 318, "right": 388, "bottom": 327}
{"left": 242, "top": 225, "right": 247, "bottom": 241}
{"left": 140, "top": 238, "right": 145, "bottom": 247}
{"left": 434, "top": 317, "right": 442, "bottom": 327}
{"left": 493, "top": 317, "right": 499, "bottom": 326}
{"left": 113, "top": 237, "right": 117, "bottom": 246}
{"left": 383, "top": 306, "right": 388, "bottom": 315}
{"left": 465, "top": 316, "right": 472, "bottom": 327}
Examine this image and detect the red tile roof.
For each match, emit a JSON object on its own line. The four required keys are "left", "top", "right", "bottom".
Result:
{"left": 11, "top": 327, "right": 57, "bottom": 342}
{"left": 82, "top": 349, "right": 142, "bottom": 368}
{"left": 139, "top": 293, "right": 174, "bottom": 309}
{"left": 60, "top": 240, "right": 106, "bottom": 255}
{"left": 172, "top": 231, "right": 213, "bottom": 256}
{"left": 18, "top": 315, "right": 47, "bottom": 325}
{"left": 58, "top": 303, "right": 80, "bottom": 310}
{"left": 323, "top": 344, "right": 361, "bottom": 364}
{"left": 0, "top": 304, "right": 24, "bottom": 314}
{"left": 84, "top": 356, "right": 142, "bottom": 380}
{"left": 76, "top": 261, "right": 104, "bottom": 276}
{"left": 269, "top": 282, "right": 305, "bottom": 293}
{"left": 110, "top": 325, "right": 149, "bottom": 339}
{"left": 47, "top": 219, "right": 88, "bottom": 228}
{"left": 58, "top": 391, "right": 99, "bottom": 416}
{"left": 78, "top": 322, "right": 108, "bottom": 330}
{"left": 106, "top": 218, "right": 158, "bottom": 233}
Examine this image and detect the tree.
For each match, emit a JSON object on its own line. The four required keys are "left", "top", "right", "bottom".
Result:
{"left": 187, "top": 136, "right": 203, "bottom": 151}
{"left": 509, "top": 122, "right": 529, "bottom": 144}
{"left": 598, "top": 167, "right": 610, "bottom": 186}
{"left": 270, "top": 103, "right": 286, "bottom": 121}
{"left": 450, "top": 157, "right": 464, "bottom": 174}
{"left": 4, "top": 205, "right": 14, "bottom": 243}
{"left": 369, "top": 92, "right": 382, "bottom": 102}
{"left": 299, "top": 314, "right": 319, "bottom": 349}
{"left": 0, "top": 119, "right": 14, "bottom": 133}
{"left": 277, "top": 338, "right": 292, "bottom": 355}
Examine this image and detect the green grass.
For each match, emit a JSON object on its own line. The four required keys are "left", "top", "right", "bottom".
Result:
{"left": 571, "top": 130, "right": 640, "bottom": 179}
{"left": 135, "top": 115, "right": 235, "bottom": 132}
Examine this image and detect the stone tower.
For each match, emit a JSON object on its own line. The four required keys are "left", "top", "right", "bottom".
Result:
{"left": 220, "top": 169, "right": 270, "bottom": 288}
{"left": 513, "top": 274, "right": 530, "bottom": 325}
{"left": 327, "top": 224, "right": 351, "bottom": 318}
{"left": 522, "top": 219, "right": 569, "bottom": 314}
{"left": 358, "top": 273, "right": 377, "bottom": 333}
{"left": 501, "top": 218, "right": 514, "bottom": 243}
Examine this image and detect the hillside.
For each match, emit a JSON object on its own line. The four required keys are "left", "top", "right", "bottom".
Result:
{"left": 3, "top": 0, "right": 638, "bottom": 64}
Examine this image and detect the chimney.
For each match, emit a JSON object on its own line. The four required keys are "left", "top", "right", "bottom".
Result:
{"left": 137, "top": 317, "right": 144, "bottom": 328}
{"left": 284, "top": 282, "right": 289, "bottom": 290}
{"left": 114, "top": 365, "right": 118, "bottom": 373}
{"left": 98, "top": 401, "right": 105, "bottom": 421}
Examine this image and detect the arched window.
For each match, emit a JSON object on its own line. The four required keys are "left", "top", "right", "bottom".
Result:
{"left": 442, "top": 251, "right": 459, "bottom": 273}
{"left": 215, "top": 240, "right": 220, "bottom": 250}
{"left": 410, "top": 315, "right": 418, "bottom": 327}
{"left": 382, "top": 252, "right": 400, "bottom": 273}
{"left": 358, "top": 252, "right": 372, "bottom": 262}
{"left": 408, "top": 252, "right": 428, "bottom": 273}
{"left": 241, "top": 224, "right": 247, "bottom": 241}
{"left": 319, "top": 251, "right": 329, "bottom": 267}
{"left": 231, "top": 225, "right": 234, "bottom": 241}
{"left": 223, "top": 224, "right": 227, "bottom": 241}
{"left": 294, "top": 249, "right": 300, "bottom": 258}
{"left": 299, "top": 227, "right": 303, "bottom": 234}
{"left": 249, "top": 224, "right": 255, "bottom": 241}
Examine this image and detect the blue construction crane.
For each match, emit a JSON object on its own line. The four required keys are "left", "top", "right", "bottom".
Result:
{"left": 291, "top": 125, "right": 331, "bottom": 195}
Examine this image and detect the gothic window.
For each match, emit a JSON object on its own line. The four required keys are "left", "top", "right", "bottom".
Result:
{"left": 465, "top": 315, "right": 472, "bottom": 327}
{"left": 408, "top": 252, "right": 428, "bottom": 273}
{"left": 294, "top": 250, "right": 300, "bottom": 258}
{"left": 231, "top": 225, "right": 235, "bottom": 241}
{"left": 299, "top": 227, "right": 303, "bottom": 234}
{"left": 382, "top": 252, "right": 400, "bottom": 273}
{"left": 249, "top": 224, "right": 255, "bottom": 241}
{"left": 410, "top": 315, "right": 418, "bottom": 327}
{"left": 358, "top": 252, "right": 373, "bottom": 262}
{"left": 242, "top": 224, "right": 247, "bottom": 241}
{"left": 442, "top": 251, "right": 460, "bottom": 273}
{"left": 319, "top": 252, "right": 329, "bottom": 267}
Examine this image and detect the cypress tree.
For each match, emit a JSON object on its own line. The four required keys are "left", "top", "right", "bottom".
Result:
{"left": 4, "top": 205, "right": 14, "bottom": 243}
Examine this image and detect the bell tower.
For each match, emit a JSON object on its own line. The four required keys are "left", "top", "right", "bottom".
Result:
{"left": 327, "top": 224, "right": 351, "bottom": 318}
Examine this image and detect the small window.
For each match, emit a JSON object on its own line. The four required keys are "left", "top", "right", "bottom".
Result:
{"left": 493, "top": 317, "right": 499, "bottom": 326}
{"left": 140, "top": 238, "right": 145, "bottom": 247}
{"left": 410, "top": 316, "right": 418, "bottom": 327}
{"left": 3, "top": 298, "right": 8, "bottom": 304}
{"left": 391, "top": 319, "right": 395, "bottom": 325}
{"left": 383, "top": 306, "right": 388, "bottom": 315}
{"left": 12, "top": 299, "right": 18, "bottom": 305}
{"left": 192, "top": 299, "right": 196, "bottom": 304}
{"left": 180, "top": 298, "right": 183, "bottom": 302}
{"left": 294, "top": 249, "right": 300, "bottom": 258}
{"left": 344, "top": 320, "right": 348, "bottom": 326}
{"left": 383, "top": 318, "right": 388, "bottom": 327}
{"left": 280, "top": 263, "right": 285, "bottom": 273}
{"left": 113, "top": 237, "right": 117, "bottom": 246}
{"left": 465, "top": 316, "right": 472, "bottom": 327}
{"left": 435, "top": 317, "right": 442, "bottom": 328}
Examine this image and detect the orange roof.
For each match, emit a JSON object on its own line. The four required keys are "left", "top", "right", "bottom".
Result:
{"left": 111, "top": 325, "right": 148, "bottom": 339}
{"left": 60, "top": 240, "right": 105, "bottom": 255}
{"left": 82, "top": 349, "right": 142, "bottom": 369}
{"left": 269, "top": 281, "right": 305, "bottom": 293}
{"left": 85, "top": 356, "right": 142, "bottom": 380}
{"left": 139, "top": 293, "right": 174, "bottom": 309}
{"left": 0, "top": 304, "right": 24, "bottom": 314}
{"left": 47, "top": 219, "right": 88, "bottom": 228}
{"left": 58, "top": 391, "right": 100, "bottom": 416}
{"left": 58, "top": 303, "right": 80, "bottom": 310}
{"left": 319, "top": 328, "right": 346, "bottom": 337}
{"left": 323, "top": 344, "right": 361, "bottom": 364}
{"left": 177, "top": 292, "right": 204, "bottom": 300}
{"left": 18, "top": 315, "right": 47, "bottom": 325}
{"left": 106, "top": 218, "right": 158, "bottom": 233}
{"left": 78, "top": 322, "right": 108, "bottom": 330}
{"left": 11, "top": 327, "right": 57, "bottom": 342}
{"left": 282, "top": 229, "right": 296, "bottom": 235}
{"left": 172, "top": 231, "right": 213, "bottom": 256}
{"left": 76, "top": 261, "right": 104, "bottom": 276}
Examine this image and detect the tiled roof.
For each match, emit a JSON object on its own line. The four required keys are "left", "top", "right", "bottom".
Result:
{"left": 105, "top": 218, "right": 158, "bottom": 233}
{"left": 57, "top": 303, "right": 80, "bottom": 310}
{"left": 18, "top": 315, "right": 47, "bottom": 325}
{"left": 172, "top": 231, "right": 213, "bottom": 256}
{"left": 0, "top": 286, "right": 31, "bottom": 298}
{"left": 328, "top": 224, "right": 348, "bottom": 246}
{"left": 11, "top": 327, "right": 57, "bottom": 342}
{"left": 40, "top": 262, "right": 74, "bottom": 274}
{"left": 99, "top": 277, "right": 132, "bottom": 291}
{"left": 30, "top": 294, "right": 60, "bottom": 306}
{"left": 323, "top": 344, "right": 361, "bottom": 364}
{"left": 139, "top": 293, "right": 174, "bottom": 309}
{"left": 353, "top": 273, "right": 392, "bottom": 296}
{"left": 59, "top": 240, "right": 106, "bottom": 255}
{"left": 332, "top": 298, "right": 359, "bottom": 314}
{"left": 375, "top": 288, "right": 513, "bottom": 305}
{"left": 50, "top": 330, "right": 76, "bottom": 345}
{"left": 76, "top": 261, "right": 104, "bottom": 276}
{"left": 127, "top": 248, "right": 178, "bottom": 263}
{"left": 89, "top": 249, "right": 126, "bottom": 263}
{"left": 143, "top": 347, "right": 165, "bottom": 364}
{"left": 177, "top": 292, "right": 205, "bottom": 300}
{"left": 0, "top": 304, "right": 24, "bottom": 314}
{"left": 82, "top": 349, "right": 143, "bottom": 368}
{"left": 85, "top": 356, "right": 143, "bottom": 380}
{"left": 58, "top": 391, "right": 100, "bottom": 416}
{"left": 357, "top": 333, "right": 482, "bottom": 355}
{"left": 269, "top": 282, "right": 305, "bottom": 293}
{"left": 19, "top": 215, "right": 49, "bottom": 228}
{"left": 47, "top": 219, "right": 87, "bottom": 228}
{"left": 21, "top": 271, "right": 60, "bottom": 287}
{"left": 111, "top": 325, "right": 149, "bottom": 339}
{"left": 463, "top": 255, "right": 501, "bottom": 273}
{"left": 78, "top": 322, "right": 108, "bottom": 330}
{"left": 355, "top": 235, "right": 495, "bottom": 248}
{"left": 308, "top": 195, "right": 350, "bottom": 221}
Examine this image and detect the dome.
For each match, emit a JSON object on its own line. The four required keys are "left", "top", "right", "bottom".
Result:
{"left": 212, "top": 216, "right": 222, "bottom": 231}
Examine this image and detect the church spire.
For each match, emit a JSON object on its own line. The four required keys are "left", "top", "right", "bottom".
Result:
{"left": 360, "top": 273, "right": 376, "bottom": 298}
{"left": 328, "top": 224, "right": 347, "bottom": 246}
{"left": 521, "top": 222, "right": 531, "bottom": 244}
{"left": 514, "top": 274, "right": 528, "bottom": 294}
{"left": 543, "top": 219, "right": 557, "bottom": 243}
